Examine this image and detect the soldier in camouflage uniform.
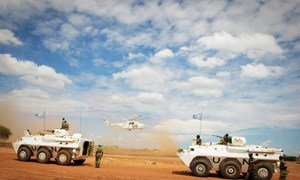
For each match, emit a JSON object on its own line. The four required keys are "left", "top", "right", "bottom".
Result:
{"left": 244, "top": 153, "right": 256, "bottom": 180}
{"left": 279, "top": 156, "right": 288, "bottom": 180}
{"left": 95, "top": 145, "right": 103, "bottom": 168}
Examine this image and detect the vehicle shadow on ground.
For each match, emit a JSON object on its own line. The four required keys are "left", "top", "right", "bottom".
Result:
{"left": 13, "top": 158, "right": 92, "bottom": 167}
{"left": 172, "top": 171, "right": 223, "bottom": 179}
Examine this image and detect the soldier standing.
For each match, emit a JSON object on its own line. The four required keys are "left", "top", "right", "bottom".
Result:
{"left": 196, "top": 135, "right": 202, "bottom": 145}
{"left": 244, "top": 153, "right": 256, "bottom": 180}
{"left": 95, "top": 145, "right": 103, "bottom": 168}
{"left": 279, "top": 156, "right": 288, "bottom": 180}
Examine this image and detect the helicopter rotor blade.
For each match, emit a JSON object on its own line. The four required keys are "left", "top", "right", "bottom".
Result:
{"left": 125, "top": 115, "right": 142, "bottom": 121}
{"left": 136, "top": 116, "right": 152, "bottom": 121}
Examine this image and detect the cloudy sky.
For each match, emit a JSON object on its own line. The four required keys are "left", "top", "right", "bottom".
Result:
{"left": 0, "top": 0, "right": 299, "bottom": 155}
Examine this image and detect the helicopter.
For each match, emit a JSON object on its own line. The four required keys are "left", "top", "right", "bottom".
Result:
{"left": 103, "top": 115, "right": 148, "bottom": 131}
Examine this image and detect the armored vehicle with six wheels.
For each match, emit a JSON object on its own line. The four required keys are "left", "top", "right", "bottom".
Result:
{"left": 12, "top": 129, "right": 94, "bottom": 165}
{"left": 177, "top": 136, "right": 283, "bottom": 179}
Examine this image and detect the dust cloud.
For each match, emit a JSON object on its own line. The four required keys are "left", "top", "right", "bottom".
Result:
{"left": 151, "top": 130, "right": 179, "bottom": 156}
{"left": 0, "top": 100, "right": 24, "bottom": 141}
{"left": 98, "top": 128, "right": 179, "bottom": 156}
{"left": 0, "top": 100, "right": 78, "bottom": 141}
{"left": 0, "top": 100, "right": 178, "bottom": 155}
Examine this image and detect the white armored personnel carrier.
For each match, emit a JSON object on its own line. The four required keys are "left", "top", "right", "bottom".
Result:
{"left": 177, "top": 135, "right": 283, "bottom": 179}
{"left": 12, "top": 129, "right": 94, "bottom": 165}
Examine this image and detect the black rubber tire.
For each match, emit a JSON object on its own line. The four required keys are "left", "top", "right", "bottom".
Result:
{"left": 37, "top": 148, "right": 51, "bottom": 163}
{"left": 17, "top": 146, "right": 31, "bottom": 161}
{"left": 73, "top": 159, "right": 85, "bottom": 165}
{"left": 216, "top": 171, "right": 223, "bottom": 177}
{"left": 56, "top": 149, "right": 72, "bottom": 165}
{"left": 220, "top": 160, "right": 241, "bottom": 179}
{"left": 254, "top": 162, "right": 273, "bottom": 180}
{"left": 190, "top": 159, "right": 210, "bottom": 177}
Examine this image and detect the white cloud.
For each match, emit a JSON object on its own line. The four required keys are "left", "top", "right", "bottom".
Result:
{"left": 33, "top": 18, "right": 63, "bottom": 37}
{"left": 176, "top": 76, "right": 224, "bottom": 97}
{"left": 68, "top": 13, "right": 91, "bottom": 27}
{"left": 154, "top": 48, "right": 174, "bottom": 58}
{"left": 0, "top": 29, "right": 22, "bottom": 45}
{"left": 102, "top": 28, "right": 155, "bottom": 49}
{"left": 9, "top": 88, "right": 49, "bottom": 99}
{"left": 189, "top": 56, "right": 225, "bottom": 68}
{"left": 1, "top": 0, "right": 299, "bottom": 50}
{"left": 34, "top": 20, "right": 79, "bottom": 53}
{"left": 197, "top": 31, "right": 283, "bottom": 59}
{"left": 60, "top": 23, "right": 79, "bottom": 40}
{"left": 150, "top": 48, "right": 174, "bottom": 64}
{"left": 43, "top": 38, "right": 69, "bottom": 52}
{"left": 210, "top": 1, "right": 300, "bottom": 41}
{"left": 110, "top": 94, "right": 137, "bottom": 105}
{"left": 240, "top": 63, "right": 284, "bottom": 79}
{"left": 33, "top": 18, "right": 72, "bottom": 52}
{"left": 92, "top": 58, "right": 106, "bottom": 66}
{"left": 128, "top": 52, "right": 145, "bottom": 60}
{"left": 113, "top": 65, "right": 170, "bottom": 91}
{"left": 154, "top": 118, "right": 230, "bottom": 135}
{"left": 216, "top": 71, "right": 231, "bottom": 78}
{"left": 138, "top": 92, "right": 165, "bottom": 104}
{"left": 3, "top": 88, "right": 81, "bottom": 117}
{"left": 0, "top": 54, "right": 72, "bottom": 89}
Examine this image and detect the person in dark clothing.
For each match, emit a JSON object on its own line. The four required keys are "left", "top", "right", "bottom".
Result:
{"left": 244, "top": 153, "right": 256, "bottom": 180}
{"left": 279, "top": 156, "right": 288, "bottom": 180}
{"left": 196, "top": 135, "right": 202, "bottom": 145}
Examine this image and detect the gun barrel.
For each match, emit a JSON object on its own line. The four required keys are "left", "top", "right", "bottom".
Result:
{"left": 212, "top": 134, "right": 222, "bottom": 138}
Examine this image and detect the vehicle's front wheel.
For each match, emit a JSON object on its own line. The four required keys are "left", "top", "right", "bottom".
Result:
{"left": 220, "top": 160, "right": 241, "bottom": 179}
{"left": 37, "top": 148, "right": 51, "bottom": 163}
{"left": 17, "top": 146, "right": 31, "bottom": 161}
{"left": 254, "top": 162, "right": 273, "bottom": 180}
{"left": 56, "top": 149, "right": 71, "bottom": 165}
{"left": 190, "top": 159, "right": 210, "bottom": 177}
{"left": 73, "top": 159, "right": 85, "bottom": 165}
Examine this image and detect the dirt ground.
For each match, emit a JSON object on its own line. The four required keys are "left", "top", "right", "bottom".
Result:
{"left": 1, "top": 146, "right": 299, "bottom": 180}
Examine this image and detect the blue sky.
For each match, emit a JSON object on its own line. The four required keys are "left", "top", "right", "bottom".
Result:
{"left": 0, "top": 0, "right": 299, "bottom": 155}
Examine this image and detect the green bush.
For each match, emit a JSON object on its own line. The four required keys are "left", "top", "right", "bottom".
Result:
{"left": 0, "top": 125, "right": 12, "bottom": 141}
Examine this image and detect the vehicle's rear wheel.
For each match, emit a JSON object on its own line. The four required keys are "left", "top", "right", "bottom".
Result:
{"left": 216, "top": 170, "right": 223, "bottom": 177}
{"left": 37, "top": 148, "right": 51, "bottom": 163}
{"left": 73, "top": 159, "right": 85, "bottom": 165}
{"left": 220, "top": 160, "right": 241, "bottom": 179}
{"left": 56, "top": 149, "right": 71, "bottom": 165}
{"left": 254, "top": 162, "right": 273, "bottom": 180}
{"left": 17, "top": 146, "right": 31, "bottom": 161}
{"left": 190, "top": 159, "right": 210, "bottom": 177}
